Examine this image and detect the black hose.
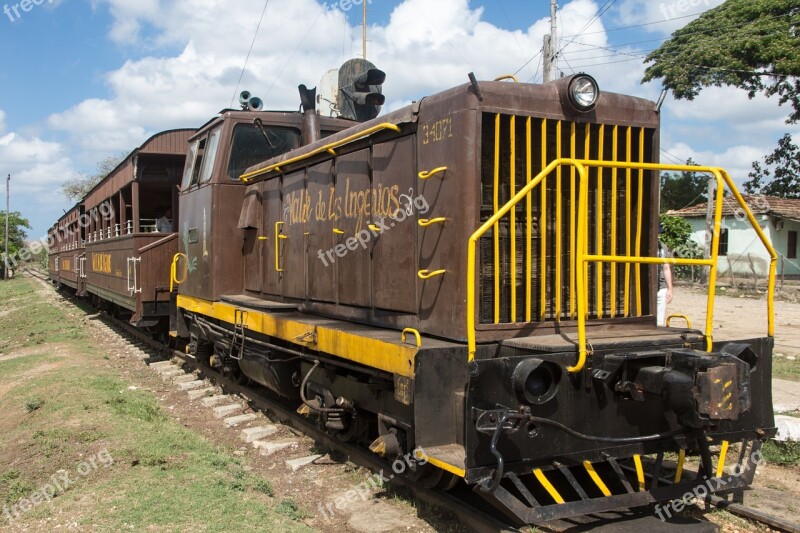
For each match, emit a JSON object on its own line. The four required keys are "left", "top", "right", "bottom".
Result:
{"left": 529, "top": 416, "right": 686, "bottom": 444}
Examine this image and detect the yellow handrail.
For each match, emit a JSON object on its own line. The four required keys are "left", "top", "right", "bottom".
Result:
{"left": 418, "top": 269, "right": 446, "bottom": 280}
{"left": 240, "top": 122, "right": 402, "bottom": 182}
{"left": 170, "top": 253, "right": 188, "bottom": 292}
{"left": 666, "top": 314, "right": 692, "bottom": 329}
{"left": 494, "top": 74, "right": 519, "bottom": 83}
{"left": 401, "top": 328, "right": 422, "bottom": 348}
{"left": 466, "top": 158, "right": 777, "bottom": 374}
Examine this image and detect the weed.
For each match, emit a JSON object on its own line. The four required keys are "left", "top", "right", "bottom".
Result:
{"left": 252, "top": 478, "right": 274, "bottom": 496}
{"left": 761, "top": 440, "right": 800, "bottom": 467}
{"left": 24, "top": 397, "right": 44, "bottom": 413}
{"left": 276, "top": 498, "right": 308, "bottom": 520}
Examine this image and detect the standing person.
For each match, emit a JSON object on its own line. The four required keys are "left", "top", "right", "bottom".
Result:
{"left": 657, "top": 228, "right": 673, "bottom": 327}
{"left": 156, "top": 207, "right": 173, "bottom": 233}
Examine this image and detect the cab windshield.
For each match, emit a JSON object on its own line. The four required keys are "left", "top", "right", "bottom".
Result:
{"left": 227, "top": 124, "right": 300, "bottom": 180}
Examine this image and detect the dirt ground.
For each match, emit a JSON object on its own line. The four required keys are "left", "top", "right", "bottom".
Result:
{"left": 670, "top": 283, "right": 800, "bottom": 360}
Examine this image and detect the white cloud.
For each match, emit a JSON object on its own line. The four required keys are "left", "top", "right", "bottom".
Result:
{"left": 615, "top": 0, "right": 725, "bottom": 34}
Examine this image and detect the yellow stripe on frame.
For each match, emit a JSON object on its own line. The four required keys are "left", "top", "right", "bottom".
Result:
{"left": 583, "top": 461, "right": 612, "bottom": 497}
{"left": 633, "top": 455, "right": 645, "bottom": 491}
{"left": 716, "top": 440, "right": 730, "bottom": 478}
{"left": 534, "top": 469, "right": 565, "bottom": 504}
{"left": 177, "top": 295, "right": 418, "bottom": 378}
{"left": 675, "top": 449, "right": 686, "bottom": 483}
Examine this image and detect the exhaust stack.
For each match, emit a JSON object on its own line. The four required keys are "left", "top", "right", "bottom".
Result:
{"left": 298, "top": 84, "right": 321, "bottom": 146}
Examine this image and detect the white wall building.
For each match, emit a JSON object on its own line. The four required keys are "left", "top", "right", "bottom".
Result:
{"left": 668, "top": 196, "right": 800, "bottom": 278}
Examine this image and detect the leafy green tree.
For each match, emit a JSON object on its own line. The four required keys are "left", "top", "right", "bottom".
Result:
{"left": 743, "top": 133, "right": 800, "bottom": 197}
{"left": 643, "top": 0, "right": 800, "bottom": 123}
{"left": 0, "top": 211, "right": 32, "bottom": 278}
{"left": 660, "top": 158, "right": 707, "bottom": 212}
{"left": 659, "top": 214, "right": 703, "bottom": 280}
{"left": 61, "top": 154, "right": 126, "bottom": 201}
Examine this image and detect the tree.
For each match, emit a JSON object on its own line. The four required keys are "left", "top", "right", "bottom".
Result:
{"left": 0, "top": 211, "right": 32, "bottom": 279}
{"left": 643, "top": 0, "right": 800, "bottom": 124}
{"left": 659, "top": 214, "right": 703, "bottom": 281}
{"left": 743, "top": 133, "right": 800, "bottom": 197}
{"left": 61, "top": 154, "right": 126, "bottom": 201}
{"left": 660, "top": 158, "right": 707, "bottom": 212}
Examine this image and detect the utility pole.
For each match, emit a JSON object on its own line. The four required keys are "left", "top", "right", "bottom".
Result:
{"left": 543, "top": 0, "right": 558, "bottom": 82}
{"left": 4, "top": 174, "right": 9, "bottom": 280}
{"left": 362, "top": 0, "right": 368, "bottom": 60}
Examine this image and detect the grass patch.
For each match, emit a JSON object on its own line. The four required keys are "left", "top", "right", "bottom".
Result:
{"left": 24, "top": 397, "right": 44, "bottom": 413}
{"left": 774, "top": 357, "right": 800, "bottom": 382}
{"left": 0, "top": 277, "right": 307, "bottom": 531}
{"left": 762, "top": 440, "right": 800, "bottom": 467}
{"left": 276, "top": 498, "right": 309, "bottom": 521}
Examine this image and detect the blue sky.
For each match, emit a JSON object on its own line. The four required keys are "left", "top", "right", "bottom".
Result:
{"left": 0, "top": 0, "right": 796, "bottom": 240}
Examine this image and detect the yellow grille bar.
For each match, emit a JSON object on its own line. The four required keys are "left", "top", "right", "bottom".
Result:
{"left": 526, "top": 118, "right": 533, "bottom": 323}
{"left": 510, "top": 115, "right": 518, "bottom": 322}
{"left": 540, "top": 120, "right": 548, "bottom": 321}
{"left": 610, "top": 126, "right": 619, "bottom": 318}
{"left": 555, "top": 120, "right": 563, "bottom": 319}
{"left": 596, "top": 124, "right": 605, "bottom": 318}
{"left": 624, "top": 127, "right": 632, "bottom": 317}
{"left": 494, "top": 114, "right": 501, "bottom": 324}
{"left": 467, "top": 159, "right": 778, "bottom": 372}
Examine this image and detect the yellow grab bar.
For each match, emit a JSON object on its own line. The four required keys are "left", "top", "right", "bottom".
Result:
{"left": 368, "top": 224, "right": 382, "bottom": 233}
{"left": 401, "top": 328, "right": 422, "bottom": 348}
{"left": 240, "top": 123, "right": 401, "bottom": 182}
{"left": 333, "top": 228, "right": 345, "bottom": 235}
{"left": 418, "top": 218, "right": 447, "bottom": 227}
{"left": 666, "top": 314, "right": 692, "bottom": 328}
{"left": 418, "top": 269, "right": 446, "bottom": 280}
{"left": 170, "top": 253, "right": 188, "bottom": 292}
{"left": 467, "top": 158, "right": 777, "bottom": 375}
{"left": 275, "top": 222, "right": 287, "bottom": 273}
{"left": 493, "top": 74, "right": 519, "bottom": 83}
{"left": 418, "top": 167, "right": 448, "bottom": 180}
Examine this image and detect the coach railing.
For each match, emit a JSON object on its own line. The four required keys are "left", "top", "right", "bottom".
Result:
{"left": 466, "top": 159, "right": 777, "bottom": 373}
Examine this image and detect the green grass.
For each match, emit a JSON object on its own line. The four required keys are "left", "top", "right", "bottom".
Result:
{"left": 773, "top": 357, "right": 800, "bottom": 382}
{"left": 762, "top": 440, "right": 800, "bottom": 467}
{"left": 0, "top": 277, "right": 309, "bottom": 531}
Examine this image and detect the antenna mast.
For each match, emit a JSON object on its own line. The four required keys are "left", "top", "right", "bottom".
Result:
{"left": 543, "top": 0, "right": 558, "bottom": 82}
{"left": 362, "top": 0, "right": 368, "bottom": 60}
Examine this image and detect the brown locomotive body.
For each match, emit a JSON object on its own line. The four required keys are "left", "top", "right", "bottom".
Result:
{"left": 49, "top": 64, "right": 777, "bottom": 526}
{"left": 172, "top": 71, "right": 776, "bottom": 524}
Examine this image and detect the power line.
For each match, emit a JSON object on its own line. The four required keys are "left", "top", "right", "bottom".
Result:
{"left": 264, "top": 9, "right": 325, "bottom": 99}
{"left": 560, "top": 10, "right": 709, "bottom": 38}
{"left": 558, "top": 0, "right": 618, "bottom": 55}
{"left": 230, "top": 0, "right": 271, "bottom": 109}
{"left": 498, "top": 0, "right": 536, "bottom": 79}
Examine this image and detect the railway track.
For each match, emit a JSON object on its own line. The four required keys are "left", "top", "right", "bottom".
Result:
{"left": 24, "top": 268, "right": 800, "bottom": 533}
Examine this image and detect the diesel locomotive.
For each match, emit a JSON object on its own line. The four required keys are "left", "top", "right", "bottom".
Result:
{"left": 51, "top": 59, "right": 778, "bottom": 525}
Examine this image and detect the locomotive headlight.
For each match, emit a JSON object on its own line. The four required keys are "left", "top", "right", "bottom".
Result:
{"left": 512, "top": 359, "right": 561, "bottom": 405}
{"left": 567, "top": 74, "right": 600, "bottom": 112}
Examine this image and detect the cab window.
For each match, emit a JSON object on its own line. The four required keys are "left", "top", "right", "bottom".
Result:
{"left": 182, "top": 127, "right": 222, "bottom": 188}
{"left": 227, "top": 124, "right": 300, "bottom": 180}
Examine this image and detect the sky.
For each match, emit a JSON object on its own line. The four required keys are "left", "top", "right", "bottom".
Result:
{"left": 0, "top": 0, "right": 797, "bottom": 240}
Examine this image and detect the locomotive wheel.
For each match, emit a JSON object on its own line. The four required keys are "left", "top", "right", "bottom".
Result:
{"left": 415, "top": 465, "right": 460, "bottom": 491}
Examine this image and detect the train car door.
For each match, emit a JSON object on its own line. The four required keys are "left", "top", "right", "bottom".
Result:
{"left": 306, "top": 161, "right": 336, "bottom": 303}
{"left": 241, "top": 187, "right": 262, "bottom": 294}
{"left": 262, "top": 177, "right": 283, "bottom": 298}
{"left": 282, "top": 170, "right": 307, "bottom": 300}
{"left": 372, "top": 137, "right": 418, "bottom": 313}
{"left": 335, "top": 150, "right": 372, "bottom": 307}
